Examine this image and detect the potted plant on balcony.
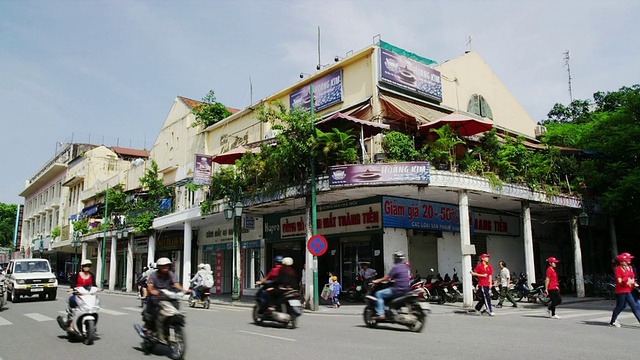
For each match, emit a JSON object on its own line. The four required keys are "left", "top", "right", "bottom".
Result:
{"left": 424, "top": 125, "right": 465, "bottom": 171}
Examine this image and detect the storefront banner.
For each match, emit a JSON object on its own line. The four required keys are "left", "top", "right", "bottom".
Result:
{"left": 241, "top": 240, "right": 261, "bottom": 249}
{"left": 134, "top": 240, "right": 148, "bottom": 253}
{"left": 215, "top": 250, "right": 223, "bottom": 294}
{"left": 200, "top": 217, "right": 263, "bottom": 246}
{"left": 329, "top": 162, "right": 430, "bottom": 187}
{"left": 290, "top": 70, "right": 343, "bottom": 112}
{"left": 155, "top": 236, "right": 184, "bottom": 250}
{"left": 193, "top": 154, "right": 213, "bottom": 185}
{"left": 278, "top": 203, "right": 382, "bottom": 239}
{"left": 383, "top": 196, "right": 460, "bottom": 232}
{"left": 472, "top": 212, "right": 520, "bottom": 236}
{"left": 379, "top": 48, "right": 442, "bottom": 102}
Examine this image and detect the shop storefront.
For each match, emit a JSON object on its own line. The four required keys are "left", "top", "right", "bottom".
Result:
{"left": 199, "top": 216, "right": 263, "bottom": 295}
{"left": 155, "top": 231, "right": 186, "bottom": 281}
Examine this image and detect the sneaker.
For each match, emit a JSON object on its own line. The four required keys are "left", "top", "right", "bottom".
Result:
{"left": 512, "top": 304, "right": 518, "bottom": 308}
{"left": 551, "top": 314, "right": 561, "bottom": 319}
{"left": 488, "top": 312, "right": 495, "bottom": 316}
{"left": 547, "top": 309, "right": 552, "bottom": 318}
{"left": 610, "top": 321, "right": 621, "bottom": 328}
{"left": 495, "top": 304, "right": 503, "bottom": 308}
{"left": 480, "top": 310, "right": 487, "bottom": 315}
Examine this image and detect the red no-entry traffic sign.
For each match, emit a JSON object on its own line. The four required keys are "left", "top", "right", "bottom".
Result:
{"left": 307, "top": 234, "right": 328, "bottom": 256}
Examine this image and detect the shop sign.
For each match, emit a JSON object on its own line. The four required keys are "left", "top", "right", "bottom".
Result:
{"left": 472, "top": 212, "right": 520, "bottom": 236}
{"left": 379, "top": 48, "right": 442, "bottom": 102}
{"left": 383, "top": 196, "right": 460, "bottom": 232}
{"left": 290, "top": 69, "right": 343, "bottom": 112}
{"left": 193, "top": 154, "right": 213, "bottom": 185}
{"left": 241, "top": 240, "right": 261, "bottom": 249}
{"left": 156, "top": 236, "right": 184, "bottom": 250}
{"left": 134, "top": 240, "right": 148, "bottom": 253}
{"left": 215, "top": 250, "right": 223, "bottom": 294}
{"left": 329, "top": 162, "right": 430, "bottom": 187}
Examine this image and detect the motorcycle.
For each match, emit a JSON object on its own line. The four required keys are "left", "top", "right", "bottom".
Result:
{"left": 511, "top": 273, "right": 550, "bottom": 304}
{"left": 188, "top": 284, "right": 211, "bottom": 309}
{"left": 346, "top": 276, "right": 371, "bottom": 303}
{"left": 134, "top": 289, "right": 187, "bottom": 360}
{"left": 363, "top": 281, "right": 429, "bottom": 332}
{"left": 252, "top": 286, "right": 303, "bottom": 329}
{"left": 56, "top": 286, "right": 100, "bottom": 345}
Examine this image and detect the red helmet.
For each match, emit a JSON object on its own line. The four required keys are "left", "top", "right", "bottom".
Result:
{"left": 617, "top": 252, "right": 634, "bottom": 262}
{"left": 547, "top": 257, "right": 560, "bottom": 263}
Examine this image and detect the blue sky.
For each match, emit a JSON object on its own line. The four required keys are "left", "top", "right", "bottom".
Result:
{"left": 1, "top": 0, "right": 638, "bottom": 204}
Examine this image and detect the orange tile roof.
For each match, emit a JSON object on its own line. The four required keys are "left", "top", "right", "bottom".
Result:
{"left": 111, "top": 146, "right": 150, "bottom": 158}
{"left": 177, "top": 96, "right": 240, "bottom": 114}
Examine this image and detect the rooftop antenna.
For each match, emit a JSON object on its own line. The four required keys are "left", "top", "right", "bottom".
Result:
{"left": 249, "top": 76, "right": 253, "bottom": 105}
{"left": 563, "top": 50, "right": 573, "bottom": 103}
{"left": 466, "top": 35, "right": 473, "bottom": 52}
{"left": 317, "top": 26, "right": 321, "bottom": 70}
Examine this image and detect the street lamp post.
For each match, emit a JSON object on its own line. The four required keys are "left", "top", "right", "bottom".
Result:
{"left": 72, "top": 231, "right": 82, "bottom": 273}
{"left": 116, "top": 217, "right": 129, "bottom": 292}
{"left": 37, "top": 232, "right": 43, "bottom": 259}
{"left": 224, "top": 196, "right": 243, "bottom": 302}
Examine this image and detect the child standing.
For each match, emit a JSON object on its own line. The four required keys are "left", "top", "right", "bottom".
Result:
{"left": 332, "top": 276, "right": 341, "bottom": 308}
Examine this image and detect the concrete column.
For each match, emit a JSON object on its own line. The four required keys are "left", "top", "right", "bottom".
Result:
{"left": 109, "top": 235, "right": 117, "bottom": 291}
{"left": 571, "top": 216, "right": 585, "bottom": 297}
{"left": 458, "top": 190, "right": 473, "bottom": 308}
{"left": 126, "top": 234, "right": 134, "bottom": 292}
{"left": 148, "top": 233, "right": 156, "bottom": 266}
{"left": 182, "top": 221, "right": 192, "bottom": 289}
{"left": 522, "top": 201, "right": 536, "bottom": 289}
{"left": 96, "top": 240, "right": 103, "bottom": 289}
{"left": 305, "top": 206, "right": 316, "bottom": 311}
{"left": 81, "top": 241, "right": 88, "bottom": 263}
{"left": 609, "top": 216, "right": 618, "bottom": 258}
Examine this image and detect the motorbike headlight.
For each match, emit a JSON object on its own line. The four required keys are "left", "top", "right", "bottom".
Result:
{"left": 17, "top": 279, "right": 25, "bottom": 284}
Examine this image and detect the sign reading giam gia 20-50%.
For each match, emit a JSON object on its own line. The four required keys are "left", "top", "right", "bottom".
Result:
{"left": 382, "top": 196, "right": 460, "bottom": 232}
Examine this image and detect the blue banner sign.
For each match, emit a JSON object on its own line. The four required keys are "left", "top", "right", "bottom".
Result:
{"left": 290, "top": 70, "right": 343, "bottom": 112}
{"left": 382, "top": 196, "right": 460, "bottom": 232}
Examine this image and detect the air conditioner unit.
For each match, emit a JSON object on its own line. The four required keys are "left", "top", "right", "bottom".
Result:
{"left": 264, "top": 129, "right": 281, "bottom": 139}
{"left": 534, "top": 125, "right": 547, "bottom": 138}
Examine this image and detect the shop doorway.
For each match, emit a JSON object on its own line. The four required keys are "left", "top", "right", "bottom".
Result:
{"left": 341, "top": 239, "right": 372, "bottom": 290}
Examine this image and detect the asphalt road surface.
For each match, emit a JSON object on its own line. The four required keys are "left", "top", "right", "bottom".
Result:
{"left": 0, "top": 288, "right": 638, "bottom": 360}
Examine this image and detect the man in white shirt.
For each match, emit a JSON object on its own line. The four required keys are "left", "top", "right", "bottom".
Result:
{"left": 496, "top": 261, "right": 517, "bottom": 308}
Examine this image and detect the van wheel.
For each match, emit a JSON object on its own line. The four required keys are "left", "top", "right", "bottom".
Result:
{"left": 48, "top": 291, "right": 57, "bottom": 300}
{"left": 11, "top": 289, "right": 20, "bottom": 303}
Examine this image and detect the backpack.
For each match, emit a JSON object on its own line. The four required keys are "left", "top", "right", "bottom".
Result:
{"left": 204, "top": 273, "right": 214, "bottom": 288}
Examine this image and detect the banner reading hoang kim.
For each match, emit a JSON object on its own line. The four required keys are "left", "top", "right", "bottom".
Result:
{"left": 290, "top": 70, "right": 343, "bottom": 112}
{"left": 329, "top": 162, "right": 430, "bottom": 187}
{"left": 379, "top": 48, "right": 442, "bottom": 102}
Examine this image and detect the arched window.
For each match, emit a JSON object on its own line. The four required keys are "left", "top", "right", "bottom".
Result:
{"left": 467, "top": 94, "right": 493, "bottom": 119}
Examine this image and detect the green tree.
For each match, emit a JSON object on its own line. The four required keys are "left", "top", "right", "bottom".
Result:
{"left": 316, "top": 128, "right": 358, "bottom": 171}
{"left": 0, "top": 203, "right": 18, "bottom": 247}
{"left": 381, "top": 131, "right": 419, "bottom": 162}
{"left": 129, "top": 160, "right": 173, "bottom": 232}
{"left": 191, "top": 90, "right": 233, "bottom": 128}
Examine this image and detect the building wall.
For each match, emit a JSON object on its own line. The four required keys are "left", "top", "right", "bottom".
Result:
{"left": 486, "top": 234, "right": 525, "bottom": 277}
{"left": 436, "top": 51, "right": 538, "bottom": 137}
{"left": 437, "top": 232, "right": 462, "bottom": 276}
{"left": 382, "top": 227, "right": 408, "bottom": 274}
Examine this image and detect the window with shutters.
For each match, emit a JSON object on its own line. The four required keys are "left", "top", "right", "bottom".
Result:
{"left": 467, "top": 94, "right": 493, "bottom": 119}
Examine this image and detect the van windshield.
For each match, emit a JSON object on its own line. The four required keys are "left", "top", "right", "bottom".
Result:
{"left": 14, "top": 261, "right": 50, "bottom": 273}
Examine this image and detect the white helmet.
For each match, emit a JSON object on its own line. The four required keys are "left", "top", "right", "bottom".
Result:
{"left": 156, "top": 257, "right": 172, "bottom": 266}
{"left": 81, "top": 259, "right": 92, "bottom": 267}
{"left": 197, "top": 263, "right": 205, "bottom": 270}
{"left": 282, "top": 257, "right": 293, "bottom": 266}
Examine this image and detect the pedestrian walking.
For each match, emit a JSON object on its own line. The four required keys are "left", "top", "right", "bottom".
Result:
{"left": 300, "top": 263, "right": 306, "bottom": 308}
{"left": 609, "top": 252, "right": 640, "bottom": 327}
{"left": 545, "top": 257, "right": 562, "bottom": 319}
{"left": 332, "top": 276, "right": 341, "bottom": 308}
{"left": 495, "top": 261, "right": 517, "bottom": 308}
{"left": 471, "top": 253, "right": 495, "bottom": 316}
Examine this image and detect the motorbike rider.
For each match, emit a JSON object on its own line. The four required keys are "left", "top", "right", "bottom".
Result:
{"left": 268, "top": 257, "right": 297, "bottom": 310}
{"left": 359, "top": 262, "right": 377, "bottom": 291}
{"left": 372, "top": 251, "right": 411, "bottom": 320}
{"left": 66, "top": 259, "right": 97, "bottom": 328}
{"left": 190, "top": 263, "right": 209, "bottom": 300}
{"left": 137, "top": 266, "right": 149, "bottom": 299}
{"left": 144, "top": 257, "right": 188, "bottom": 335}
{"left": 256, "top": 255, "right": 284, "bottom": 313}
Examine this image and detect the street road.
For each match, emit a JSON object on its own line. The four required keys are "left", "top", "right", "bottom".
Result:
{"left": 0, "top": 289, "right": 638, "bottom": 360}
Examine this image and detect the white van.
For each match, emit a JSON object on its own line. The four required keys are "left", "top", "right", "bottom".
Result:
{"left": 5, "top": 259, "right": 58, "bottom": 302}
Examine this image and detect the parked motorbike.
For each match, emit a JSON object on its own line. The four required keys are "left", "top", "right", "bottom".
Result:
{"left": 0, "top": 277, "right": 6, "bottom": 311}
{"left": 363, "top": 281, "right": 429, "bottom": 332}
{"left": 511, "top": 273, "right": 551, "bottom": 304}
{"left": 252, "top": 287, "right": 303, "bottom": 329}
{"left": 188, "top": 284, "right": 211, "bottom": 309}
{"left": 56, "top": 286, "right": 100, "bottom": 345}
{"left": 134, "top": 289, "right": 187, "bottom": 360}
{"left": 346, "top": 276, "right": 371, "bottom": 303}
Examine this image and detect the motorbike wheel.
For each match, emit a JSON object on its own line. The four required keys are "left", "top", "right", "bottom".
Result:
{"left": 287, "top": 315, "right": 297, "bottom": 330}
{"left": 363, "top": 307, "right": 377, "bottom": 328}
{"left": 346, "top": 290, "right": 358, "bottom": 303}
{"left": 252, "top": 305, "right": 263, "bottom": 325}
{"left": 436, "top": 289, "right": 446, "bottom": 305}
{"left": 142, "top": 338, "right": 154, "bottom": 354}
{"left": 169, "top": 326, "right": 186, "bottom": 360}
{"left": 510, "top": 289, "right": 524, "bottom": 302}
{"left": 83, "top": 319, "right": 95, "bottom": 345}
{"left": 204, "top": 298, "right": 210, "bottom": 309}
{"left": 409, "top": 303, "right": 426, "bottom": 333}
{"left": 539, "top": 294, "right": 552, "bottom": 306}
{"left": 188, "top": 294, "right": 195, "bottom": 308}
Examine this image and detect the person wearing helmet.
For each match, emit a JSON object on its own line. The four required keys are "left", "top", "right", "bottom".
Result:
{"left": 255, "top": 255, "right": 284, "bottom": 313}
{"left": 144, "top": 257, "right": 187, "bottom": 334}
{"left": 544, "top": 256, "right": 562, "bottom": 319}
{"left": 266, "top": 257, "right": 298, "bottom": 311}
{"left": 371, "top": 251, "right": 411, "bottom": 320}
{"left": 609, "top": 253, "right": 640, "bottom": 327}
{"left": 471, "top": 254, "right": 495, "bottom": 316}
{"left": 189, "top": 263, "right": 209, "bottom": 300}
{"left": 65, "top": 259, "right": 97, "bottom": 328}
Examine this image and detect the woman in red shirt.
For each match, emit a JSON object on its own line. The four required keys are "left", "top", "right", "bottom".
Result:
{"left": 471, "top": 254, "right": 495, "bottom": 316}
{"left": 545, "top": 257, "right": 562, "bottom": 319}
{"left": 609, "top": 252, "right": 640, "bottom": 327}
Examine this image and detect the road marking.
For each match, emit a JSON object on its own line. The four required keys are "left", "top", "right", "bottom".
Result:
{"left": 591, "top": 313, "right": 636, "bottom": 323}
{"left": 99, "top": 308, "right": 127, "bottom": 316}
{"left": 122, "top": 307, "right": 144, "bottom": 312}
{"left": 208, "top": 305, "right": 245, "bottom": 312}
{"left": 236, "top": 330, "right": 296, "bottom": 342}
{"left": 24, "top": 313, "right": 54, "bottom": 322}
{"left": 0, "top": 316, "right": 13, "bottom": 326}
{"left": 559, "top": 311, "right": 611, "bottom": 319}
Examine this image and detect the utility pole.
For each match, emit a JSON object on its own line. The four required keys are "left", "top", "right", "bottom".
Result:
{"left": 563, "top": 50, "right": 573, "bottom": 103}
